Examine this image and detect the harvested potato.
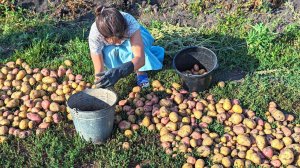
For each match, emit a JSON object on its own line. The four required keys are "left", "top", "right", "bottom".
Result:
{"left": 271, "top": 139, "right": 284, "bottom": 150}
{"left": 152, "top": 80, "right": 162, "bottom": 88}
{"left": 19, "top": 119, "right": 29, "bottom": 130}
{"left": 160, "top": 133, "right": 174, "bottom": 142}
{"left": 271, "top": 110, "right": 285, "bottom": 121}
{"left": 42, "top": 76, "right": 56, "bottom": 84}
{"left": 64, "top": 60, "right": 73, "bottom": 66}
{"left": 256, "top": 135, "right": 266, "bottom": 150}
{"left": 237, "top": 134, "right": 251, "bottom": 147}
{"left": 221, "top": 156, "right": 232, "bottom": 168}
{"left": 49, "top": 102, "right": 60, "bottom": 112}
{"left": 197, "top": 146, "right": 210, "bottom": 157}
{"left": 142, "top": 116, "right": 151, "bottom": 127}
{"left": 232, "top": 104, "right": 243, "bottom": 113}
{"left": 223, "top": 99, "right": 232, "bottom": 111}
{"left": 279, "top": 148, "right": 294, "bottom": 165}
{"left": 178, "top": 125, "right": 192, "bottom": 137}
{"left": 243, "top": 118, "right": 256, "bottom": 129}
{"left": 230, "top": 113, "right": 243, "bottom": 125}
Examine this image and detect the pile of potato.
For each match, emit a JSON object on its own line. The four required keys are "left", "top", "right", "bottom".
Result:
{"left": 0, "top": 59, "right": 92, "bottom": 142}
{"left": 115, "top": 80, "right": 300, "bottom": 168}
{"left": 183, "top": 64, "right": 207, "bottom": 75}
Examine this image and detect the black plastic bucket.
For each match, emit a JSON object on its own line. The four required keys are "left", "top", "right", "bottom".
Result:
{"left": 173, "top": 46, "right": 218, "bottom": 92}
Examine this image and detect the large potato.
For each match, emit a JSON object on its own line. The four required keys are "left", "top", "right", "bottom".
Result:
{"left": 279, "top": 148, "right": 294, "bottom": 165}
{"left": 237, "top": 134, "right": 251, "bottom": 147}
{"left": 42, "top": 76, "right": 56, "bottom": 84}
{"left": 178, "top": 125, "right": 192, "bottom": 137}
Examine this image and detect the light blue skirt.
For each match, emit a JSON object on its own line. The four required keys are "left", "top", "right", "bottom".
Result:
{"left": 102, "top": 26, "right": 164, "bottom": 71}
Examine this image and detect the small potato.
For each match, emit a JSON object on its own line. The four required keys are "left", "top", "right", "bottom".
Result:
{"left": 271, "top": 139, "right": 284, "bottom": 150}
{"left": 195, "top": 159, "right": 205, "bottom": 168}
{"left": 262, "top": 146, "right": 273, "bottom": 159}
{"left": 197, "top": 146, "right": 210, "bottom": 157}
{"left": 38, "top": 122, "right": 50, "bottom": 129}
{"left": 271, "top": 110, "right": 285, "bottom": 121}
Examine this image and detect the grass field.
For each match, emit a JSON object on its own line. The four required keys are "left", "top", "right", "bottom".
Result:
{"left": 0, "top": 3, "right": 300, "bottom": 168}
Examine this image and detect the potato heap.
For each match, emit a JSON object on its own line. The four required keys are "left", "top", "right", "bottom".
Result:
{"left": 0, "top": 59, "right": 92, "bottom": 142}
{"left": 183, "top": 64, "right": 207, "bottom": 75}
{"left": 115, "top": 81, "right": 300, "bottom": 168}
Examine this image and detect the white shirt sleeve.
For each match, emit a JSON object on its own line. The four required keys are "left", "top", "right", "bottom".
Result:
{"left": 88, "top": 22, "right": 104, "bottom": 54}
{"left": 121, "top": 12, "right": 141, "bottom": 37}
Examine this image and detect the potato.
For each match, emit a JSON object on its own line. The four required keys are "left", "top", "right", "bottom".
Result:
{"left": 271, "top": 110, "right": 285, "bottom": 121}
{"left": 201, "top": 116, "right": 213, "bottom": 124}
{"left": 182, "top": 163, "right": 192, "bottom": 168}
{"left": 246, "top": 149, "right": 262, "bottom": 165}
{"left": 243, "top": 118, "right": 256, "bottom": 129}
{"left": 220, "top": 146, "right": 230, "bottom": 156}
{"left": 202, "top": 137, "right": 213, "bottom": 146}
{"left": 27, "top": 113, "right": 42, "bottom": 123}
{"left": 221, "top": 156, "right": 232, "bottom": 168}
{"left": 42, "top": 76, "right": 56, "bottom": 84}
{"left": 19, "top": 119, "right": 29, "bottom": 130}
{"left": 166, "top": 122, "right": 177, "bottom": 131}
{"left": 11, "top": 91, "right": 22, "bottom": 99}
{"left": 38, "top": 122, "right": 50, "bottom": 129}
{"left": 142, "top": 116, "right": 151, "bottom": 127}
{"left": 49, "top": 102, "right": 60, "bottom": 112}
{"left": 237, "top": 134, "right": 251, "bottom": 147}
{"left": 197, "top": 146, "right": 210, "bottom": 157}
{"left": 0, "top": 126, "right": 8, "bottom": 135}
{"left": 6, "top": 99, "right": 20, "bottom": 108}
{"left": 194, "top": 159, "right": 205, "bottom": 168}
{"left": 193, "top": 110, "right": 202, "bottom": 119}
{"left": 270, "top": 159, "right": 281, "bottom": 167}
{"left": 271, "top": 139, "right": 284, "bottom": 150}
{"left": 159, "top": 99, "right": 173, "bottom": 107}
{"left": 262, "top": 146, "right": 273, "bottom": 159}
{"left": 223, "top": 99, "right": 232, "bottom": 111}
{"left": 0, "top": 136, "right": 7, "bottom": 143}
{"left": 182, "top": 117, "right": 190, "bottom": 124}
{"left": 178, "top": 125, "right": 192, "bottom": 137}
{"left": 20, "top": 84, "right": 31, "bottom": 94}
{"left": 124, "top": 129, "right": 133, "bottom": 138}
{"left": 256, "top": 135, "right": 266, "bottom": 150}
{"left": 172, "top": 82, "right": 181, "bottom": 90}
{"left": 279, "top": 148, "right": 294, "bottom": 165}
{"left": 152, "top": 80, "right": 162, "bottom": 88}
{"left": 118, "top": 120, "right": 131, "bottom": 130}
{"left": 64, "top": 60, "right": 73, "bottom": 66}
{"left": 230, "top": 113, "right": 243, "bottom": 125}
{"left": 281, "top": 126, "right": 292, "bottom": 137}
{"left": 132, "top": 86, "right": 141, "bottom": 93}
{"left": 16, "top": 70, "right": 26, "bottom": 80}
{"left": 52, "top": 113, "right": 62, "bottom": 123}
{"left": 211, "top": 153, "right": 223, "bottom": 163}
{"left": 233, "top": 125, "right": 245, "bottom": 135}
{"left": 160, "top": 133, "right": 174, "bottom": 142}
{"left": 291, "top": 133, "right": 300, "bottom": 143}
{"left": 52, "top": 95, "right": 65, "bottom": 103}
{"left": 174, "top": 93, "right": 183, "bottom": 105}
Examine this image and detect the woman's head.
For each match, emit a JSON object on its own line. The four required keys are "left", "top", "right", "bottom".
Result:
{"left": 95, "top": 6, "right": 128, "bottom": 44}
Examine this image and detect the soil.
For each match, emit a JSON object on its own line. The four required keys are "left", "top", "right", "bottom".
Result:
{"left": 3, "top": 0, "right": 299, "bottom": 31}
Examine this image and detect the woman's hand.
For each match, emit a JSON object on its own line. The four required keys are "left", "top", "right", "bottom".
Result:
{"left": 130, "top": 29, "right": 145, "bottom": 71}
{"left": 95, "top": 61, "right": 134, "bottom": 88}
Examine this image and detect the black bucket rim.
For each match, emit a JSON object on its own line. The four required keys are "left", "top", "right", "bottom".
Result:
{"left": 172, "top": 46, "right": 218, "bottom": 78}
{"left": 66, "top": 88, "right": 118, "bottom": 113}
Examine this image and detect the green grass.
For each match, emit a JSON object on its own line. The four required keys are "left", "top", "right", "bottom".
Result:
{"left": 0, "top": 3, "right": 300, "bottom": 168}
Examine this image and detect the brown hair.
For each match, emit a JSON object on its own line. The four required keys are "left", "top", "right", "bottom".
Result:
{"left": 95, "top": 5, "right": 128, "bottom": 39}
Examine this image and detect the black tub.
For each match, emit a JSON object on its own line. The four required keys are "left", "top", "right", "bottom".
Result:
{"left": 173, "top": 46, "right": 218, "bottom": 92}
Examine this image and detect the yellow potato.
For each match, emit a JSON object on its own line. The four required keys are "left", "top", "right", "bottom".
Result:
{"left": 160, "top": 133, "right": 174, "bottom": 142}
{"left": 232, "top": 104, "right": 243, "bottom": 113}
{"left": 151, "top": 80, "right": 162, "bottom": 88}
{"left": 230, "top": 113, "right": 243, "bottom": 125}
{"left": 279, "top": 148, "right": 294, "bottom": 165}
{"left": 169, "top": 112, "right": 179, "bottom": 122}
{"left": 271, "top": 139, "right": 284, "bottom": 150}
{"left": 256, "top": 135, "right": 266, "bottom": 150}
{"left": 124, "top": 130, "right": 133, "bottom": 138}
{"left": 19, "top": 119, "right": 29, "bottom": 130}
{"left": 42, "top": 76, "right": 56, "bottom": 84}
{"left": 166, "top": 122, "right": 177, "bottom": 131}
{"left": 64, "top": 59, "right": 73, "bottom": 66}
{"left": 16, "top": 70, "right": 26, "bottom": 80}
{"left": 234, "top": 159, "right": 245, "bottom": 168}
{"left": 142, "top": 116, "right": 151, "bottom": 127}
{"left": 195, "top": 159, "right": 205, "bottom": 168}
{"left": 223, "top": 99, "right": 232, "bottom": 111}
{"left": 221, "top": 156, "right": 232, "bottom": 168}
{"left": 178, "top": 125, "right": 192, "bottom": 137}
{"left": 237, "top": 134, "right": 251, "bottom": 147}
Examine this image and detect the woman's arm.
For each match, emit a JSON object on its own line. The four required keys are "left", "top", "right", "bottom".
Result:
{"left": 90, "top": 52, "right": 105, "bottom": 79}
{"left": 130, "top": 29, "right": 145, "bottom": 71}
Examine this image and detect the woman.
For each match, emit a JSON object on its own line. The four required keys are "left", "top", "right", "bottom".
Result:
{"left": 88, "top": 5, "right": 164, "bottom": 88}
